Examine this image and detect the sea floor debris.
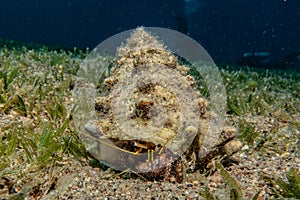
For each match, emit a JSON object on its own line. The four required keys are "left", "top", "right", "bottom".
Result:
{"left": 0, "top": 37, "right": 299, "bottom": 199}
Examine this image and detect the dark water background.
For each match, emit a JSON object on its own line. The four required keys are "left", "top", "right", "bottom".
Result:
{"left": 0, "top": 0, "right": 299, "bottom": 67}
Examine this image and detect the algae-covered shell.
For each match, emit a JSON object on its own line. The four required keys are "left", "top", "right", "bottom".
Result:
{"left": 73, "top": 27, "right": 227, "bottom": 172}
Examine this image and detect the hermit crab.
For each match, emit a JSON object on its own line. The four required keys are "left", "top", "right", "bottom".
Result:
{"left": 73, "top": 27, "right": 241, "bottom": 181}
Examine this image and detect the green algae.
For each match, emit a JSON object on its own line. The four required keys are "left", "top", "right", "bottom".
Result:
{"left": 0, "top": 44, "right": 299, "bottom": 199}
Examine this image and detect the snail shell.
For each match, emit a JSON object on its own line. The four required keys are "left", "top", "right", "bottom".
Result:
{"left": 75, "top": 27, "right": 230, "bottom": 173}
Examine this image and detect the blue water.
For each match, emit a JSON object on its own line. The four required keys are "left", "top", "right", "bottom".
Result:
{"left": 0, "top": 0, "right": 299, "bottom": 67}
